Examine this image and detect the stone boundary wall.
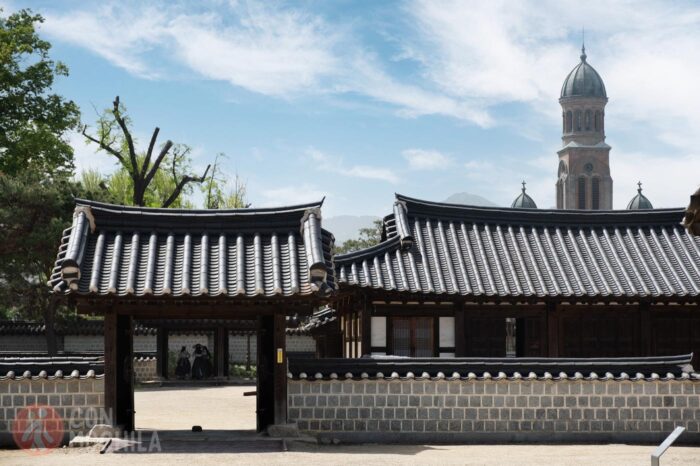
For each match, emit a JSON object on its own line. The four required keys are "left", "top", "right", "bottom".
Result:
{"left": 0, "top": 336, "right": 48, "bottom": 352}
{"left": 0, "top": 334, "right": 317, "bottom": 364}
{"left": 134, "top": 358, "right": 157, "bottom": 383}
{"left": 288, "top": 379, "right": 700, "bottom": 444}
{"left": 0, "top": 377, "right": 105, "bottom": 447}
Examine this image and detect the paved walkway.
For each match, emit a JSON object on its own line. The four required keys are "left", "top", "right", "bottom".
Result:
{"left": 3, "top": 386, "right": 700, "bottom": 465}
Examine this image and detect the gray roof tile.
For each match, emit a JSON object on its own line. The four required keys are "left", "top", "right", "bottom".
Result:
{"left": 49, "top": 200, "right": 336, "bottom": 299}
{"left": 335, "top": 194, "right": 700, "bottom": 299}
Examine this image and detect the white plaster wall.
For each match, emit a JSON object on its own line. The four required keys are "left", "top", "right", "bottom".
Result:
{"left": 63, "top": 335, "right": 103, "bottom": 352}
{"left": 168, "top": 334, "right": 212, "bottom": 355}
{"left": 229, "top": 334, "right": 257, "bottom": 364}
{"left": 286, "top": 335, "right": 316, "bottom": 353}
{"left": 133, "top": 335, "right": 156, "bottom": 352}
{"left": 0, "top": 335, "right": 46, "bottom": 352}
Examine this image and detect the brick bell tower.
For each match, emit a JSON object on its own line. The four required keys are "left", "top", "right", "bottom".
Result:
{"left": 556, "top": 45, "right": 612, "bottom": 210}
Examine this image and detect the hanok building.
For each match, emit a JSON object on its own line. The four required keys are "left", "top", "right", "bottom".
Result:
{"left": 334, "top": 194, "right": 700, "bottom": 366}
{"left": 48, "top": 199, "right": 336, "bottom": 432}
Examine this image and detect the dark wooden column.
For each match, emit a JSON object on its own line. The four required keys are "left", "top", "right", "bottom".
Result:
{"left": 104, "top": 312, "right": 134, "bottom": 431}
{"left": 273, "top": 312, "right": 287, "bottom": 425}
{"left": 546, "top": 302, "right": 559, "bottom": 357}
{"left": 104, "top": 311, "right": 117, "bottom": 427}
{"left": 214, "top": 326, "right": 227, "bottom": 378}
{"left": 156, "top": 326, "right": 168, "bottom": 379}
{"left": 640, "top": 301, "right": 652, "bottom": 356}
{"left": 455, "top": 301, "right": 466, "bottom": 357}
{"left": 361, "top": 302, "right": 371, "bottom": 357}
{"left": 257, "top": 316, "right": 274, "bottom": 432}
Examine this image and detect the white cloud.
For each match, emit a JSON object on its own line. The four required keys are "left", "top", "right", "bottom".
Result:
{"left": 40, "top": 1, "right": 490, "bottom": 125}
{"left": 404, "top": 0, "right": 700, "bottom": 148}
{"left": 306, "top": 148, "right": 399, "bottom": 184}
{"left": 612, "top": 151, "right": 700, "bottom": 208}
{"left": 258, "top": 184, "right": 327, "bottom": 207}
{"left": 402, "top": 149, "right": 452, "bottom": 170}
{"left": 42, "top": 5, "right": 169, "bottom": 78}
{"left": 167, "top": 8, "right": 339, "bottom": 96}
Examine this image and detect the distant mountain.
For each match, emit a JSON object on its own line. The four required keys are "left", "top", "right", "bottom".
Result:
{"left": 442, "top": 192, "right": 498, "bottom": 207}
{"left": 324, "top": 215, "right": 381, "bottom": 244}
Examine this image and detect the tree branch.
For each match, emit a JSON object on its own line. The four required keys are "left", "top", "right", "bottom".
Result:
{"left": 142, "top": 127, "right": 160, "bottom": 179}
{"left": 82, "top": 125, "right": 126, "bottom": 166}
{"left": 144, "top": 140, "right": 173, "bottom": 187}
{"left": 161, "top": 164, "right": 211, "bottom": 208}
{"left": 112, "top": 96, "right": 138, "bottom": 175}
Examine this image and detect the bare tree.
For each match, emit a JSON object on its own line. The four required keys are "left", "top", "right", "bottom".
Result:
{"left": 82, "top": 96, "right": 210, "bottom": 207}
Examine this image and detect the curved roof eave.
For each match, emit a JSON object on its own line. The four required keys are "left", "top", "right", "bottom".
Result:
{"left": 394, "top": 193, "right": 684, "bottom": 226}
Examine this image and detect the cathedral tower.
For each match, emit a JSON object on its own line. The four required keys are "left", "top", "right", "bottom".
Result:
{"left": 556, "top": 46, "right": 612, "bottom": 209}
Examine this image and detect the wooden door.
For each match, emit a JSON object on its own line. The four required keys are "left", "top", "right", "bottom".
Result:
{"left": 517, "top": 316, "right": 545, "bottom": 356}
{"left": 391, "top": 317, "right": 434, "bottom": 357}
{"left": 464, "top": 317, "right": 506, "bottom": 357}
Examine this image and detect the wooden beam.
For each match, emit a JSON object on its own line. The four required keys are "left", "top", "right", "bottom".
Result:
{"left": 116, "top": 314, "right": 134, "bottom": 431}
{"left": 640, "top": 301, "right": 652, "bottom": 356}
{"left": 361, "top": 301, "right": 371, "bottom": 358}
{"left": 156, "top": 326, "right": 168, "bottom": 379}
{"left": 455, "top": 301, "right": 466, "bottom": 357}
{"left": 103, "top": 311, "right": 117, "bottom": 428}
{"left": 214, "top": 326, "right": 227, "bottom": 377}
{"left": 273, "top": 312, "right": 287, "bottom": 425}
{"left": 546, "top": 302, "right": 559, "bottom": 357}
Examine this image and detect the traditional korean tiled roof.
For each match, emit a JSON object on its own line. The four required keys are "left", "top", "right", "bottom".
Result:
{"left": 286, "top": 306, "right": 337, "bottom": 335}
{"left": 0, "top": 356, "right": 104, "bottom": 381}
{"left": 336, "top": 194, "right": 700, "bottom": 298}
{"left": 288, "top": 354, "right": 699, "bottom": 381}
{"left": 49, "top": 200, "right": 336, "bottom": 299}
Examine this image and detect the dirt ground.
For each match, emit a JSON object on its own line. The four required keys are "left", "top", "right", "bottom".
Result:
{"left": 2, "top": 385, "right": 699, "bottom": 465}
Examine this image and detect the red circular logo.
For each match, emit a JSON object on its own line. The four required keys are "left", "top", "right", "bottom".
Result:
{"left": 12, "top": 405, "right": 64, "bottom": 454}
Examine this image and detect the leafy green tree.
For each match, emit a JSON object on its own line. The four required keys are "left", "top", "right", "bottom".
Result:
{"left": 202, "top": 153, "right": 250, "bottom": 209}
{"left": 82, "top": 96, "right": 210, "bottom": 207}
{"left": 0, "top": 9, "right": 80, "bottom": 177}
{"left": 0, "top": 8, "right": 86, "bottom": 336}
{"left": 334, "top": 220, "right": 384, "bottom": 254}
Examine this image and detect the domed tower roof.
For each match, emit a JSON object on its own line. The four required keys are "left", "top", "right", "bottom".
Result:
{"left": 627, "top": 182, "right": 654, "bottom": 210}
{"left": 560, "top": 46, "right": 607, "bottom": 99}
{"left": 511, "top": 181, "right": 538, "bottom": 209}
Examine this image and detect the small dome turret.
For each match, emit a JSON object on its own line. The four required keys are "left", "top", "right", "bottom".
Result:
{"left": 627, "top": 182, "right": 654, "bottom": 210}
{"left": 560, "top": 46, "right": 607, "bottom": 99}
{"left": 511, "top": 181, "right": 538, "bottom": 209}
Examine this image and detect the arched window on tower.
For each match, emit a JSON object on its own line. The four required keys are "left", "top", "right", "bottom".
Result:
{"left": 578, "top": 176, "right": 587, "bottom": 209}
{"left": 585, "top": 110, "right": 592, "bottom": 131}
{"left": 575, "top": 110, "right": 582, "bottom": 131}
{"left": 594, "top": 111, "right": 600, "bottom": 131}
{"left": 601, "top": 112, "right": 604, "bottom": 132}
{"left": 592, "top": 178, "right": 600, "bottom": 210}
{"left": 557, "top": 180, "right": 564, "bottom": 208}
{"left": 566, "top": 111, "right": 572, "bottom": 133}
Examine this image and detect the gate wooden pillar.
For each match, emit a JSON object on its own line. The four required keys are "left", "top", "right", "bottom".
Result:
{"left": 214, "top": 326, "right": 228, "bottom": 377}
{"left": 156, "top": 326, "right": 168, "bottom": 379}
{"left": 104, "top": 312, "right": 134, "bottom": 431}
{"left": 273, "top": 312, "right": 287, "bottom": 425}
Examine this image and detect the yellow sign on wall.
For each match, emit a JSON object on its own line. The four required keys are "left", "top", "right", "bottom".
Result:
{"left": 277, "top": 348, "right": 284, "bottom": 364}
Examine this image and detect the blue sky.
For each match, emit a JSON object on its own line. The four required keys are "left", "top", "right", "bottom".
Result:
{"left": 6, "top": 0, "right": 700, "bottom": 216}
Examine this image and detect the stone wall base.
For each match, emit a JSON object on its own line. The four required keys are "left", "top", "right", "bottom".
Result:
{"left": 317, "top": 430, "right": 700, "bottom": 445}
{"left": 289, "top": 379, "right": 700, "bottom": 444}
